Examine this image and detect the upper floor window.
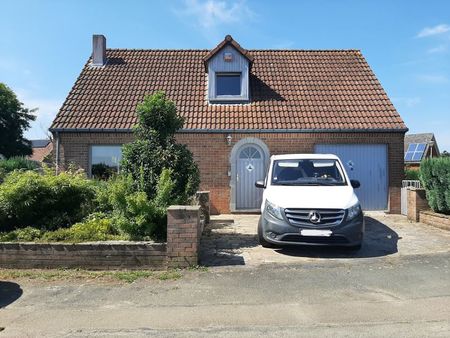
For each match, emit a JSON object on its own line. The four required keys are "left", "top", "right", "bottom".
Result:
{"left": 216, "top": 73, "right": 241, "bottom": 96}
{"left": 90, "top": 145, "right": 122, "bottom": 179}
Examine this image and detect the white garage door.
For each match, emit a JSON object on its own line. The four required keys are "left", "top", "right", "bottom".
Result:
{"left": 315, "top": 144, "right": 388, "bottom": 210}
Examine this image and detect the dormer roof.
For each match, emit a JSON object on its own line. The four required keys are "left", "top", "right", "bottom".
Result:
{"left": 203, "top": 35, "right": 254, "bottom": 71}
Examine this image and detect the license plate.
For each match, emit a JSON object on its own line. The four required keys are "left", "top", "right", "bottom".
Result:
{"left": 300, "top": 229, "right": 332, "bottom": 237}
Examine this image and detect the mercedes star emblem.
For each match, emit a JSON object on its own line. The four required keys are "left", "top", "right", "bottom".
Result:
{"left": 308, "top": 210, "right": 321, "bottom": 224}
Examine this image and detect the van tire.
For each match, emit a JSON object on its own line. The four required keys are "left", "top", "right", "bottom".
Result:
{"left": 258, "top": 217, "right": 276, "bottom": 248}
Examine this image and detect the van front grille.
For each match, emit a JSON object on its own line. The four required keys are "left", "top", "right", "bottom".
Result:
{"left": 281, "top": 234, "right": 349, "bottom": 244}
{"left": 284, "top": 208, "right": 345, "bottom": 227}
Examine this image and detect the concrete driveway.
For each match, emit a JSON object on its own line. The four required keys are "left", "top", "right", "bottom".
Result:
{"left": 200, "top": 212, "right": 450, "bottom": 267}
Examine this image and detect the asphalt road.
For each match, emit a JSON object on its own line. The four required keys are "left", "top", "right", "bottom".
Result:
{"left": 1, "top": 252, "right": 449, "bottom": 337}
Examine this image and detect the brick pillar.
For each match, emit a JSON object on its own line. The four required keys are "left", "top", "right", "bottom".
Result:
{"left": 407, "top": 188, "right": 428, "bottom": 222}
{"left": 166, "top": 206, "right": 201, "bottom": 268}
{"left": 196, "top": 191, "right": 210, "bottom": 225}
{"left": 388, "top": 187, "right": 401, "bottom": 214}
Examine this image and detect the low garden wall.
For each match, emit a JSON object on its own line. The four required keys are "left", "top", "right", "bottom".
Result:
{"left": 419, "top": 211, "right": 450, "bottom": 231}
{"left": 407, "top": 188, "right": 429, "bottom": 222}
{"left": 0, "top": 199, "right": 209, "bottom": 270}
{"left": 0, "top": 242, "right": 167, "bottom": 270}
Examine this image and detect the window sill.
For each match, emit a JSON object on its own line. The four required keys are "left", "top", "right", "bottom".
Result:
{"left": 209, "top": 95, "right": 249, "bottom": 104}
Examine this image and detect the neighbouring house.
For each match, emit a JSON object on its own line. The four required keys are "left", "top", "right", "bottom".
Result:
{"left": 29, "top": 139, "right": 53, "bottom": 163}
{"left": 50, "top": 35, "right": 407, "bottom": 214}
{"left": 404, "top": 133, "right": 440, "bottom": 170}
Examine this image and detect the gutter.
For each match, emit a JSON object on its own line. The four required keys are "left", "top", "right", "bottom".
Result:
{"left": 49, "top": 127, "right": 409, "bottom": 134}
{"left": 55, "top": 131, "right": 60, "bottom": 173}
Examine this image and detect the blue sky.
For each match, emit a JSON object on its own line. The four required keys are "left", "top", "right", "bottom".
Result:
{"left": 1, "top": 0, "right": 449, "bottom": 150}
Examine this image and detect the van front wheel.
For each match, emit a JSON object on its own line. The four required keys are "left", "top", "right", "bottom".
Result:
{"left": 258, "top": 217, "right": 276, "bottom": 248}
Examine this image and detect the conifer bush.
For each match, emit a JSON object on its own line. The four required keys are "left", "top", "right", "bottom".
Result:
{"left": 420, "top": 157, "right": 450, "bottom": 215}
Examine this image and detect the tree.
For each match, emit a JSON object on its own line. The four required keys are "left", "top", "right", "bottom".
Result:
{"left": 121, "top": 91, "right": 200, "bottom": 203}
{"left": 0, "top": 83, "right": 36, "bottom": 157}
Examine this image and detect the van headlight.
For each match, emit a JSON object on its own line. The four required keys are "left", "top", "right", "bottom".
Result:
{"left": 266, "top": 200, "right": 283, "bottom": 220}
{"left": 346, "top": 202, "right": 362, "bottom": 220}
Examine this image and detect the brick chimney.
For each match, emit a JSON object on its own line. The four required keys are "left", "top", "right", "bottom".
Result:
{"left": 92, "top": 34, "right": 106, "bottom": 66}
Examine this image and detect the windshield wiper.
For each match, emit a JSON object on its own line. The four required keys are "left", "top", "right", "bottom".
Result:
{"left": 275, "top": 181, "right": 319, "bottom": 186}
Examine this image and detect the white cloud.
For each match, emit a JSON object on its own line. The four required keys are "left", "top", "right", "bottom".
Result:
{"left": 391, "top": 96, "right": 421, "bottom": 108}
{"left": 177, "top": 0, "right": 255, "bottom": 28}
{"left": 417, "top": 24, "right": 450, "bottom": 38}
{"left": 417, "top": 74, "right": 449, "bottom": 84}
{"left": 427, "top": 44, "right": 447, "bottom": 54}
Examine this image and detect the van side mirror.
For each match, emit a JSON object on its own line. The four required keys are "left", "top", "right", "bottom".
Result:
{"left": 255, "top": 180, "right": 265, "bottom": 189}
{"left": 350, "top": 179, "right": 361, "bottom": 189}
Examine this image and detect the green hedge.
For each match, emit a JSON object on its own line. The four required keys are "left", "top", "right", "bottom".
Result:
{"left": 0, "top": 156, "right": 39, "bottom": 182}
{"left": 0, "top": 167, "right": 180, "bottom": 241}
{"left": 420, "top": 157, "right": 450, "bottom": 215}
{"left": 405, "top": 168, "right": 420, "bottom": 180}
{"left": 0, "top": 169, "right": 97, "bottom": 231}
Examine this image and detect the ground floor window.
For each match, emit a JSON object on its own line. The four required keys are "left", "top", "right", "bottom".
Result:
{"left": 90, "top": 145, "right": 122, "bottom": 179}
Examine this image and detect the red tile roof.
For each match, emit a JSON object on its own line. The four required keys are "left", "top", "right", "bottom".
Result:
{"left": 29, "top": 142, "right": 53, "bottom": 162}
{"left": 50, "top": 48, "right": 407, "bottom": 132}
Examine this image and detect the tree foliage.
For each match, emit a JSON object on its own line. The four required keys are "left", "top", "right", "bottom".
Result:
{"left": 420, "top": 157, "right": 450, "bottom": 215}
{"left": 121, "top": 92, "right": 200, "bottom": 203}
{"left": 0, "top": 83, "right": 36, "bottom": 157}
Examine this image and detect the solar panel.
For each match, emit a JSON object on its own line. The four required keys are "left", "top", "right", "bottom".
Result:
{"left": 404, "top": 142, "right": 427, "bottom": 162}
{"left": 407, "top": 143, "right": 417, "bottom": 152}
{"left": 405, "top": 152, "right": 414, "bottom": 161}
{"left": 412, "top": 152, "right": 423, "bottom": 161}
{"left": 416, "top": 143, "right": 426, "bottom": 152}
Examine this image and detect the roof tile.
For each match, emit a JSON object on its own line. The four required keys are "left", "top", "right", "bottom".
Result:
{"left": 50, "top": 49, "right": 406, "bottom": 131}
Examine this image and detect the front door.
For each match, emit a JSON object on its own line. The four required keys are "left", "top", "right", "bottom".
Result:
{"left": 236, "top": 145, "right": 265, "bottom": 210}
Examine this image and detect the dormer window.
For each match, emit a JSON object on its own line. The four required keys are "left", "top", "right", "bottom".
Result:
{"left": 204, "top": 35, "right": 254, "bottom": 103}
{"left": 216, "top": 73, "right": 241, "bottom": 96}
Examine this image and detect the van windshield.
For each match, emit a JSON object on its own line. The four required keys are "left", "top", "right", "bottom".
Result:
{"left": 271, "top": 159, "right": 347, "bottom": 186}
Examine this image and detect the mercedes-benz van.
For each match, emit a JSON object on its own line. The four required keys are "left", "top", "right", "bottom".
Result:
{"left": 255, "top": 154, "right": 364, "bottom": 250}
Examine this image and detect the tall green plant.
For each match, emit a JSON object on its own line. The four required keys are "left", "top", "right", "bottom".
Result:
{"left": 95, "top": 169, "right": 176, "bottom": 239}
{"left": 121, "top": 91, "right": 199, "bottom": 203}
{"left": 420, "top": 157, "right": 450, "bottom": 215}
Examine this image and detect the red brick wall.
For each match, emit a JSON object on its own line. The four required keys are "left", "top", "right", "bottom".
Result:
{"left": 55, "top": 131, "right": 405, "bottom": 214}
{"left": 177, "top": 132, "right": 405, "bottom": 214}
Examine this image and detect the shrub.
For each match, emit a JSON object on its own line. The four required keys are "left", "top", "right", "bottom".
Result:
{"left": 0, "top": 227, "right": 42, "bottom": 242}
{"left": 42, "top": 216, "right": 125, "bottom": 242}
{"left": 420, "top": 157, "right": 450, "bottom": 215}
{"left": 0, "top": 169, "right": 97, "bottom": 231}
{"left": 95, "top": 169, "right": 175, "bottom": 240}
{"left": 0, "top": 156, "right": 39, "bottom": 172}
{"left": 405, "top": 168, "right": 420, "bottom": 180}
{"left": 0, "top": 156, "right": 39, "bottom": 182}
{"left": 121, "top": 91, "right": 199, "bottom": 204}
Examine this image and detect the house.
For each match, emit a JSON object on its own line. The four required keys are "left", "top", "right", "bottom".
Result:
{"left": 50, "top": 35, "right": 407, "bottom": 214}
{"left": 404, "top": 133, "right": 440, "bottom": 170}
{"left": 29, "top": 139, "right": 53, "bottom": 163}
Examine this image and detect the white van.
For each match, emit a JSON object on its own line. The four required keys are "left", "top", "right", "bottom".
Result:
{"left": 255, "top": 154, "right": 364, "bottom": 250}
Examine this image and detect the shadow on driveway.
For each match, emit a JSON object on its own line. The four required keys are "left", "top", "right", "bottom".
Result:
{"left": 0, "top": 281, "right": 23, "bottom": 308}
{"left": 275, "top": 216, "right": 399, "bottom": 259}
{"left": 200, "top": 216, "right": 400, "bottom": 266}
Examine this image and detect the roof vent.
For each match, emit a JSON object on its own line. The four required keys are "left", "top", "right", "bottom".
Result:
{"left": 92, "top": 34, "right": 106, "bottom": 66}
